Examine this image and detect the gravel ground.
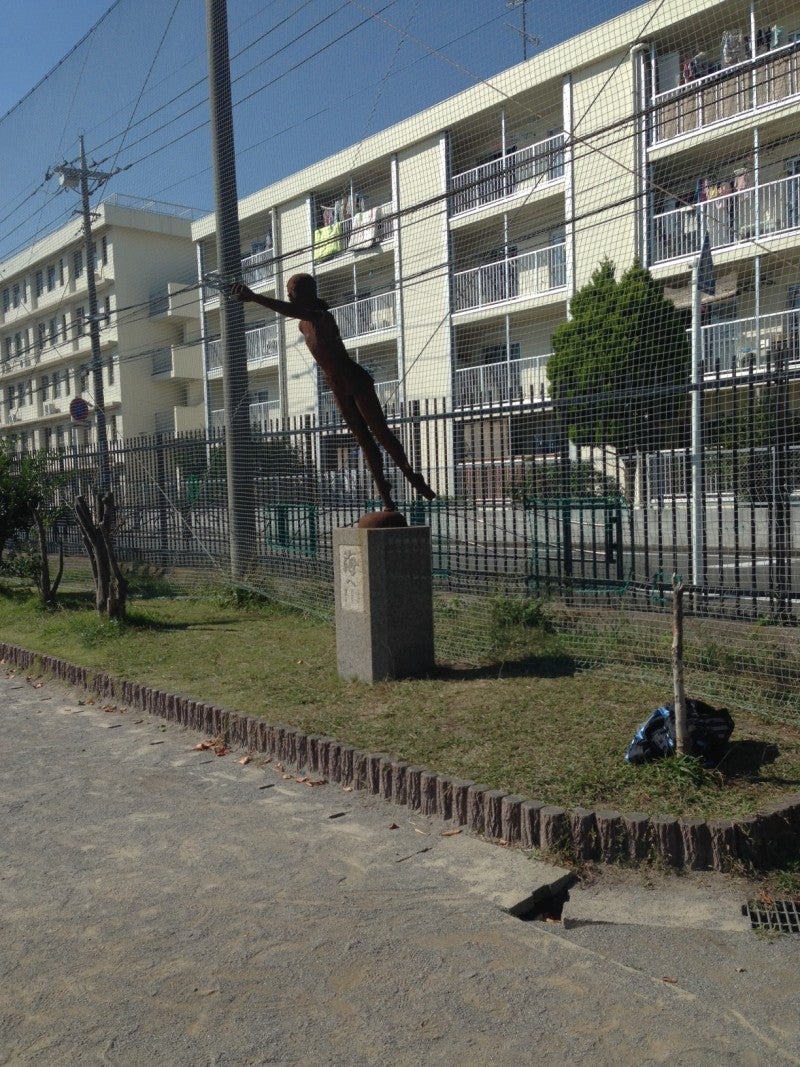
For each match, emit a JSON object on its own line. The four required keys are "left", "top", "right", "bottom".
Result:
{"left": 1, "top": 667, "right": 799, "bottom": 1067}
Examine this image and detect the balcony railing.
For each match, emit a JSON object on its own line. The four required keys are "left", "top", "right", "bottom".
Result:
{"left": 454, "top": 354, "right": 551, "bottom": 408}
{"left": 330, "top": 291, "right": 397, "bottom": 340}
{"left": 319, "top": 378, "right": 399, "bottom": 423}
{"left": 453, "top": 243, "right": 566, "bottom": 312}
{"left": 700, "top": 308, "right": 800, "bottom": 375}
{"left": 450, "top": 133, "right": 566, "bottom": 216}
{"left": 653, "top": 41, "right": 800, "bottom": 144}
{"left": 241, "top": 249, "right": 275, "bottom": 287}
{"left": 209, "top": 399, "right": 281, "bottom": 433}
{"left": 652, "top": 172, "right": 800, "bottom": 264}
{"left": 207, "top": 322, "right": 278, "bottom": 373}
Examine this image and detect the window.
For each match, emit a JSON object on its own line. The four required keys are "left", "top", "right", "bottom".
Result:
{"left": 47, "top": 265, "right": 56, "bottom": 292}
{"left": 73, "top": 249, "right": 84, "bottom": 278}
{"left": 44, "top": 427, "right": 53, "bottom": 450}
{"left": 37, "top": 322, "right": 47, "bottom": 350}
{"left": 2, "top": 289, "right": 9, "bottom": 313}
{"left": 106, "top": 355, "right": 115, "bottom": 385}
{"left": 7, "top": 384, "right": 16, "bottom": 407}
{"left": 103, "top": 296, "right": 112, "bottom": 323}
{"left": 79, "top": 366, "right": 89, "bottom": 391}
{"left": 61, "top": 314, "right": 68, "bottom": 343}
{"left": 26, "top": 380, "right": 33, "bottom": 404}
{"left": 49, "top": 318, "right": 58, "bottom": 344}
{"left": 58, "top": 258, "right": 65, "bottom": 286}
{"left": 12, "top": 283, "right": 20, "bottom": 308}
{"left": 55, "top": 426, "right": 65, "bottom": 449}
{"left": 41, "top": 375, "right": 50, "bottom": 400}
{"left": 35, "top": 270, "right": 44, "bottom": 297}
{"left": 14, "top": 332, "right": 23, "bottom": 357}
{"left": 101, "top": 235, "right": 108, "bottom": 265}
{"left": 4, "top": 338, "right": 11, "bottom": 363}
{"left": 75, "top": 307, "right": 85, "bottom": 336}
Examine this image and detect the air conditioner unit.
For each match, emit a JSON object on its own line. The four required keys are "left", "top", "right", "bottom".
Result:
{"left": 44, "top": 401, "right": 59, "bottom": 415}
{"left": 8, "top": 409, "right": 20, "bottom": 423}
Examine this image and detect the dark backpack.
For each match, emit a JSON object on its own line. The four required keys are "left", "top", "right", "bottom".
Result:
{"left": 625, "top": 699, "right": 734, "bottom": 766}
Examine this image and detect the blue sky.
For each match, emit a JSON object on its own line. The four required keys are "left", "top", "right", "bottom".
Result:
{"left": 0, "top": 0, "right": 643, "bottom": 259}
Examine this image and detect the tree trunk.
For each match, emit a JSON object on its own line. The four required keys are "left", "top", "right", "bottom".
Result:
{"left": 672, "top": 576, "right": 690, "bottom": 755}
{"left": 74, "top": 492, "right": 128, "bottom": 619}
{"left": 32, "top": 508, "right": 63, "bottom": 607}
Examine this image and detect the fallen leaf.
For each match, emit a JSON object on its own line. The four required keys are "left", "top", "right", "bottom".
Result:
{"left": 388, "top": 822, "right": 399, "bottom": 830}
{"left": 276, "top": 762, "right": 284, "bottom": 771}
{"left": 440, "top": 828, "right": 463, "bottom": 837}
{"left": 295, "top": 776, "right": 309, "bottom": 783}
{"left": 661, "top": 977, "right": 678, "bottom": 985}
{"left": 238, "top": 756, "right": 251, "bottom": 765}
{"left": 342, "top": 786, "right": 353, "bottom": 792}
{"left": 214, "top": 745, "right": 228, "bottom": 757}
{"left": 193, "top": 741, "right": 213, "bottom": 751}
{"left": 736, "top": 967, "right": 746, "bottom": 973}
{"left": 544, "top": 917, "right": 562, "bottom": 926}
{"left": 282, "top": 773, "right": 293, "bottom": 780}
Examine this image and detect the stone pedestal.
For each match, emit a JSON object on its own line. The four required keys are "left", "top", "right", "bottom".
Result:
{"left": 333, "top": 526, "right": 435, "bottom": 682}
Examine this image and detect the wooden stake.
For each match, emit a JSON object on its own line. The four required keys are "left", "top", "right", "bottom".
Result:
{"left": 672, "top": 575, "right": 689, "bottom": 755}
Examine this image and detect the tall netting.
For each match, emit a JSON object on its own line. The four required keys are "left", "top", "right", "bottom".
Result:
{"left": 3, "top": 0, "right": 800, "bottom": 718}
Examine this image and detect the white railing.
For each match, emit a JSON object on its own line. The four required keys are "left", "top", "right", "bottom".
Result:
{"left": 652, "top": 172, "right": 800, "bottom": 264}
{"left": 241, "top": 249, "right": 275, "bottom": 287}
{"left": 210, "top": 399, "right": 281, "bottom": 433}
{"left": 207, "top": 322, "right": 279, "bottom": 373}
{"left": 699, "top": 309, "right": 800, "bottom": 375}
{"left": 450, "top": 134, "right": 566, "bottom": 216}
{"left": 330, "top": 291, "right": 397, "bottom": 339}
{"left": 319, "top": 377, "right": 400, "bottom": 423}
{"left": 453, "top": 243, "right": 566, "bottom": 312}
{"left": 454, "top": 354, "right": 551, "bottom": 408}
{"left": 653, "top": 42, "right": 800, "bottom": 144}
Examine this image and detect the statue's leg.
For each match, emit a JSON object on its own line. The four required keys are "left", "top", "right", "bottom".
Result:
{"left": 354, "top": 387, "right": 436, "bottom": 500}
{"left": 336, "top": 392, "right": 397, "bottom": 509}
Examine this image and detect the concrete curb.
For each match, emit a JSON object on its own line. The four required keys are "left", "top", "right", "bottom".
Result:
{"left": 3, "top": 641, "right": 799, "bottom": 872}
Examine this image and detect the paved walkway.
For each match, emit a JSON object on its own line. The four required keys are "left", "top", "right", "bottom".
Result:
{"left": 1, "top": 668, "right": 799, "bottom": 1066}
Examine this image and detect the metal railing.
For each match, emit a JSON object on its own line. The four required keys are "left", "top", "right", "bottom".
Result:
{"left": 652, "top": 40, "right": 800, "bottom": 143}
{"left": 207, "top": 322, "right": 279, "bottom": 373}
{"left": 330, "top": 291, "right": 397, "bottom": 339}
{"left": 700, "top": 309, "right": 800, "bottom": 375}
{"left": 241, "top": 249, "right": 275, "bottom": 287}
{"left": 454, "top": 354, "right": 551, "bottom": 407}
{"left": 209, "top": 399, "right": 281, "bottom": 433}
{"left": 652, "top": 171, "right": 800, "bottom": 264}
{"left": 450, "top": 133, "right": 566, "bottom": 216}
{"left": 453, "top": 243, "right": 566, "bottom": 311}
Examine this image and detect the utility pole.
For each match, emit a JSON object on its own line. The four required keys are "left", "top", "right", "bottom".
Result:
{"left": 49, "top": 136, "right": 120, "bottom": 491}
{"left": 206, "top": 0, "right": 255, "bottom": 579}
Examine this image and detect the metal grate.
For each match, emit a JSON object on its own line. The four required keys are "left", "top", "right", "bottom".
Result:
{"left": 743, "top": 899, "right": 800, "bottom": 935}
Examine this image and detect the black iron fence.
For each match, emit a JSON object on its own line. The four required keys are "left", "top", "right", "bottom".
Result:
{"left": 11, "top": 361, "right": 800, "bottom": 621}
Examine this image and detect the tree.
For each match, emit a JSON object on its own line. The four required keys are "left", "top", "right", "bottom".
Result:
{"left": 0, "top": 442, "right": 66, "bottom": 606}
{"left": 547, "top": 259, "right": 690, "bottom": 494}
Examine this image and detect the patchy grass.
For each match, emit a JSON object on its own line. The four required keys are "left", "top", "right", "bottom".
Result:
{"left": 1, "top": 581, "right": 799, "bottom": 822}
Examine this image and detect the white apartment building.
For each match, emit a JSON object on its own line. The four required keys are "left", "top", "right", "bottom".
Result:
{"left": 192, "top": 0, "right": 800, "bottom": 494}
{"left": 0, "top": 195, "right": 202, "bottom": 452}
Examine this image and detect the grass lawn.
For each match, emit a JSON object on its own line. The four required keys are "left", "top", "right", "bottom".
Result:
{"left": 2, "top": 580, "right": 799, "bottom": 825}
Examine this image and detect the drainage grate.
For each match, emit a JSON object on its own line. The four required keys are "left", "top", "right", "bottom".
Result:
{"left": 743, "top": 899, "right": 800, "bottom": 935}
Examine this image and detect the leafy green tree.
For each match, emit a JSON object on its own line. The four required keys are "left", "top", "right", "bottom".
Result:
{"left": 0, "top": 442, "right": 67, "bottom": 605}
{"left": 547, "top": 259, "right": 690, "bottom": 492}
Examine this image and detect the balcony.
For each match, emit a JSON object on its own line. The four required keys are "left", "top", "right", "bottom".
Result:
{"left": 151, "top": 343, "right": 204, "bottom": 379}
{"left": 207, "top": 322, "right": 279, "bottom": 376}
{"left": 652, "top": 172, "right": 800, "bottom": 263}
{"left": 319, "top": 378, "right": 400, "bottom": 424}
{"left": 313, "top": 202, "right": 394, "bottom": 265}
{"left": 450, "top": 134, "right": 566, "bottom": 217}
{"left": 454, "top": 354, "right": 551, "bottom": 409}
{"left": 330, "top": 291, "right": 397, "bottom": 340}
{"left": 241, "top": 249, "right": 275, "bottom": 287}
{"left": 652, "top": 41, "right": 800, "bottom": 144}
{"left": 149, "top": 281, "right": 199, "bottom": 320}
{"left": 700, "top": 308, "right": 800, "bottom": 376}
{"left": 453, "top": 243, "right": 566, "bottom": 313}
{"left": 209, "top": 399, "right": 281, "bottom": 433}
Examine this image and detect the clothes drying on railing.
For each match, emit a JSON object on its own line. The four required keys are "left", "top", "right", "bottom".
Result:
{"left": 313, "top": 221, "right": 343, "bottom": 262}
{"left": 349, "top": 208, "right": 379, "bottom": 251}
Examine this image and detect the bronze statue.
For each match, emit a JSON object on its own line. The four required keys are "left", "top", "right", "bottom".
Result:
{"left": 231, "top": 274, "right": 436, "bottom": 512}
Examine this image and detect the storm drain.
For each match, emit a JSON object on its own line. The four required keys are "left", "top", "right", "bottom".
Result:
{"left": 743, "top": 899, "right": 800, "bottom": 935}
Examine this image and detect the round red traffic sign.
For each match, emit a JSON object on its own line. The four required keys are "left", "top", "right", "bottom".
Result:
{"left": 69, "top": 397, "right": 90, "bottom": 422}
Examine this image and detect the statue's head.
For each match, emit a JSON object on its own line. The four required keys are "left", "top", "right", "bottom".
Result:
{"left": 287, "top": 273, "right": 318, "bottom": 303}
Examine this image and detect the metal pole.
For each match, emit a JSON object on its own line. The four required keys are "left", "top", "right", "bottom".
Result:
{"left": 79, "top": 135, "right": 111, "bottom": 493}
{"left": 690, "top": 260, "right": 704, "bottom": 605}
{"left": 206, "top": 0, "right": 255, "bottom": 578}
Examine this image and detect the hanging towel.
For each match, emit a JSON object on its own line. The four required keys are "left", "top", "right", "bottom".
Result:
{"left": 313, "top": 221, "right": 343, "bottom": 262}
{"left": 349, "top": 208, "right": 378, "bottom": 251}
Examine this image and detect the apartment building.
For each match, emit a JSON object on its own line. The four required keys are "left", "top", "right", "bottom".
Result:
{"left": 0, "top": 195, "right": 202, "bottom": 452}
{"left": 189, "top": 0, "right": 800, "bottom": 498}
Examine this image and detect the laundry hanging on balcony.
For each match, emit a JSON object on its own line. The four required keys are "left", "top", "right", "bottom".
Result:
{"left": 349, "top": 208, "right": 378, "bottom": 251}
{"left": 313, "top": 221, "right": 343, "bottom": 262}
